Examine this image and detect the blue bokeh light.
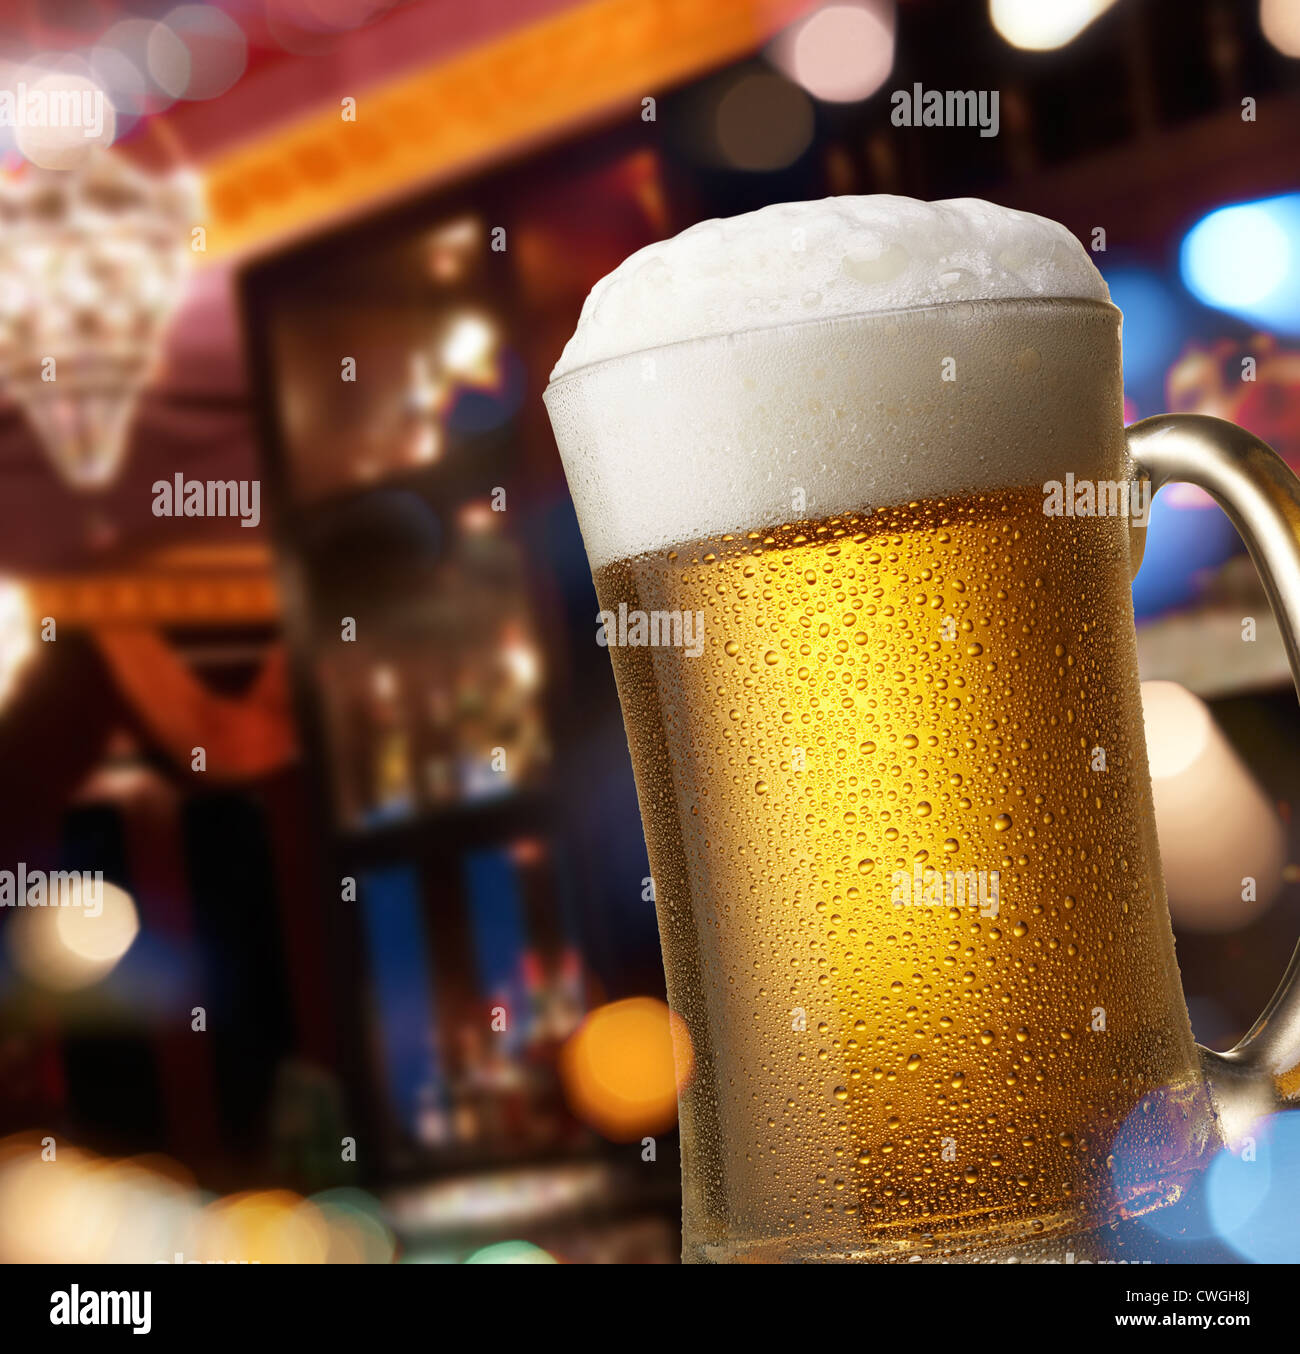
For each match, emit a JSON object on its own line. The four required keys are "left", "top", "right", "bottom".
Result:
{"left": 1207, "top": 1112, "right": 1300, "bottom": 1263}
{"left": 1131, "top": 485, "right": 1239, "bottom": 619}
{"left": 1181, "top": 195, "right": 1300, "bottom": 334}
{"left": 1105, "top": 266, "right": 1185, "bottom": 393}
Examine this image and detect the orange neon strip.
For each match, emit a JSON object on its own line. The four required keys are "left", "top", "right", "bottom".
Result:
{"left": 30, "top": 570, "right": 279, "bottom": 627}
{"left": 197, "top": 0, "right": 815, "bottom": 261}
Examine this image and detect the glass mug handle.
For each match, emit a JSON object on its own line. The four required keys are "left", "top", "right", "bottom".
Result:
{"left": 1126, "top": 413, "right": 1300, "bottom": 1144}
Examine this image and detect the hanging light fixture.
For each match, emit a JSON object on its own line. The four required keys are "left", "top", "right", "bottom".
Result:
{"left": 0, "top": 151, "right": 200, "bottom": 489}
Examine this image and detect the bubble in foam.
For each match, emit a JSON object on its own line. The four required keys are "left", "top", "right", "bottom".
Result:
{"left": 842, "top": 241, "right": 910, "bottom": 286}
{"left": 550, "top": 196, "right": 1109, "bottom": 381}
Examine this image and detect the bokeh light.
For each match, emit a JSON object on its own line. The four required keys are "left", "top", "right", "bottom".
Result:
{"left": 1141, "top": 680, "right": 1285, "bottom": 932}
{"left": 88, "top": 43, "right": 149, "bottom": 135}
{"left": 560, "top": 997, "right": 690, "bottom": 1141}
{"left": 1104, "top": 1083, "right": 1211, "bottom": 1221}
{"left": 1184, "top": 203, "right": 1289, "bottom": 305}
{"left": 1206, "top": 1131, "right": 1273, "bottom": 1240}
{"left": 310, "top": 1188, "right": 399, "bottom": 1264}
{"left": 441, "top": 313, "right": 497, "bottom": 380}
{"left": 1143, "top": 678, "right": 1212, "bottom": 781}
{"left": 0, "top": 1145, "right": 109, "bottom": 1262}
{"left": 425, "top": 217, "right": 481, "bottom": 283}
{"left": 1130, "top": 486, "right": 1238, "bottom": 617}
{"left": 1260, "top": 0, "right": 1300, "bottom": 57}
{"left": 146, "top": 21, "right": 192, "bottom": 100}
{"left": 0, "top": 1139, "right": 203, "bottom": 1263}
{"left": 0, "top": 1135, "right": 402, "bottom": 1263}
{"left": 195, "top": 1190, "right": 331, "bottom": 1264}
{"left": 12, "top": 67, "right": 116, "bottom": 169}
{"left": 990, "top": 0, "right": 1119, "bottom": 51}
{"left": 0, "top": 580, "right": 35, "bottom": 709}
{"left": 162, "top": 6, "right": 249, "bottom": 101}
{"left": 99, "top": 20, "right": 181, "bottom": 114}
{"left": 769, "top": 2, "right": 894, "bottom": 104}
{"left": 1181, "top": 195, "right": 1300, "bottom": 334}
{"left": 714, "top": 72, "right": 814, "bottom": 171}
{"left": 57, "top": 879, "right": 141, "bottom": 963}
{"left": 1203, "top": 1113, "right": 1300, "bottom": 1262}
{"left": 8, "top": 878, "right": 140, "bottom": 990}
{"left": 1103, "top": 266, "right": 1184, "bottom": 392}
{"left": 464, "top": 1239, "right": 557, "bottom": 1264}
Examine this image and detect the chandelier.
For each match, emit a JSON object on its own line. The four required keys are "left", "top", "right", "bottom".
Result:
{"left": 0, "top": 152, "right": 200, "bottom": 489}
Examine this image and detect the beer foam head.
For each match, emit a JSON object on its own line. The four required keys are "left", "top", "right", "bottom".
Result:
{"left": 544, "top": 198, "right": 1123, "bottom": 570}
{"left": 550, "top": 196, "right": 1108, "bottom": 381}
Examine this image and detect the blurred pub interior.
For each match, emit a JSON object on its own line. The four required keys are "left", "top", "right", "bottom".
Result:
{"left": 1, "top": 0, "right": 1299, "bottom": 1262}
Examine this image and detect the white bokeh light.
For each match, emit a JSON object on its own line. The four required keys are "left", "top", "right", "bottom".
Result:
{"left": 99, "top": 20, "right": 179, "bottom": 112}
{"left": 0, "top": 581, "right": 34, "bottom": 709}
{"left": 441, "top": 313, "right": 497, "bottom": 378}
{"left": 146, "top": 20, "right": 192, "bottom": 100}
{"left": 88, "top": 43, "right": 148, "bottom": 132}
{"left": 990, "top": 0, "right": 1119, "bottom": 51}
{"left": 1142, "top": 680, "right": 1286, "bottom": 933}
{"left": 770, "top": 2, "right": 895, "bottom": 103}
{"left": 1261, "top": 0, "right": 1300, "bottom": 57}
{"left": 8, "top": 879, "right": 140, "bottom": 991}
{"left": 10, "top": 64, "right": 116, "bottom": 169}
{"left": 163, "top": 6, "right": 248, "bottom": 101}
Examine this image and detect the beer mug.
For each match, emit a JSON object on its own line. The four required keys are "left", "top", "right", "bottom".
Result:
{"left": 544, "top": 199, "right": 1300, "bottom": 1262}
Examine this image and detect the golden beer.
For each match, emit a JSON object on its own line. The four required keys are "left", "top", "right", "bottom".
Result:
{"left": 541, "top": 199, "right": 1273, "bottom": 1261}
{"left": 594, "top": 489, "right": 1214, "bottom": 1260}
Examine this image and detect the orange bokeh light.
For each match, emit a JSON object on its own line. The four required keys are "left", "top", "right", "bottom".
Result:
{"left": 195, "top": 1189, "right": 330, "bottom": 1264}
{"left": 560, "top": 997, "right": 692, "bottom": 1142}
